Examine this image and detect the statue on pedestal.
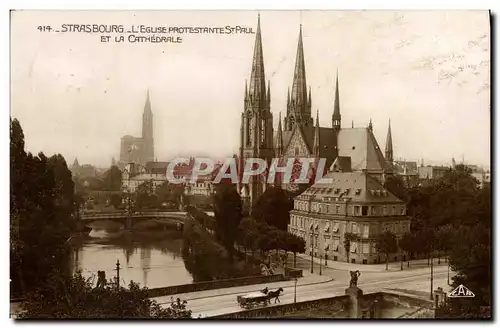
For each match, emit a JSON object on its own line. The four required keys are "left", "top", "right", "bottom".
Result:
{"left": 349, "top": 270, "right": 361, "bottom": 287}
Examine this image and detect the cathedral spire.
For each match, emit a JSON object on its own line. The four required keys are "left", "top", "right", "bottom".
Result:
{"left": 276, "top": 112, "right": 284, "bottom": 155}
{"left": 313, "top": 109, "right": 320, "bottom": 156}
{"left": 368, "top": 118, "right": 373, "bottom": 132}
{"left": 267, "top": 80, "right": 271, "bottom": 108}
{"left": 290, "top": 24, "right": 307, "bottom": 115}
{"left": 248, "top": 13, "right": 266, "bottom": 110}
{"left": 332, "top": 70, "right": 341, "bottom": 130}
{"left": 144, "top": 88, "right": 152, "bottom": 113}
{"left": 385, "top": 119, "right": 393, "bottom": 163}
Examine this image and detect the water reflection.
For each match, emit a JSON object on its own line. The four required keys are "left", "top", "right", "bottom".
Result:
{"left": 70, "top": 228, "right": 193, "bottom": 288}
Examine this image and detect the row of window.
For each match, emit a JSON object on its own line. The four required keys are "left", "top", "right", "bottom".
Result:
{"left": 290, "top": 216, "right": 410, "bottom": 236}
{"left": 294, "top": 201, "right": 406, "bottom": 216}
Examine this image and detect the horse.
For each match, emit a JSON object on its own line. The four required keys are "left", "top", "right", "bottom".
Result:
{"left": 261, "top": 287, "right": 269, "bottom": 294}
{"left": 266, "top": 287, "right": 284, "bottom": 304}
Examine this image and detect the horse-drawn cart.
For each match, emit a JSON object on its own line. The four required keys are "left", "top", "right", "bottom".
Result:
{"left": 237, "top": 291, "right": 270, "bottom": 309}
{"left": 236, "top": 288, "right": 284, "bottom": 309}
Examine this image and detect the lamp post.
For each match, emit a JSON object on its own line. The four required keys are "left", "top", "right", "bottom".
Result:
{"left": 310, "top": 231, "right": 314, "bottom": 274}
{"left": 446, "top": 259, "right": 450, "bottom": 286}
{"left": 319, "top": 254, "right": 322, "bottom": 276}
{"left": 294, "top": 277, "right": 297, "bottom": 303}
{"left": 430, "top": 254, "right": 434, "bottom": 300}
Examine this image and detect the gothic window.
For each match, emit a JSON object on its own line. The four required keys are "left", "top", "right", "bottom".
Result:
{"left": 261, "top": 119, "right": 265, "bottom": 144}
{"left": 246, "top": 120, "right": 251, "bottom": 146}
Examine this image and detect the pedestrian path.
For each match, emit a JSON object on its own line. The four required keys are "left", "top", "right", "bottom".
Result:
{"left": 294, "top": 253, "right": 450, "bottom": 273}
{"left": 152, "top": 271, "right": 333, "bottom": 305}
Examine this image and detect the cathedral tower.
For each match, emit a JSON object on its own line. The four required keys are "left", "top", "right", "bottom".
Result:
{"left": 239, "top": 14, "right": 275, "bottom": 206}
{"left": 142, "top": 89, "right": 154, "bottom": 163}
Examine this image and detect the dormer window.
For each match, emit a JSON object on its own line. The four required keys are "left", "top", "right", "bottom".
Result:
{"left": 382, "top": 190, "right": 387, "bottom": 196}
{"left": 344, "top": 188, "right": 350, "bottom": 195}
{"left": 355, "top": 189, "right": 361, "bottom": 195}
{"left": 334, "top": 188, "right": 340, "bottom": 194}
{"left": 376, "top": 190, "right": 381, "bottom": 196}
{"left": 370, "top": 190, "right": 375, "bottom": 195}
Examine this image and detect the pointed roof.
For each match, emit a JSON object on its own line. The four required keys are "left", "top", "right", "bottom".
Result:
{"left": 248, "top": 14, "right": 266, "bottom": 109}
{"left": 73, "top": 157, "right": 80, "bottom": 167}
{"left": 337, "top": 128, "right": 387, "bottom": 173}
{"left": 290, "top": 25, "right": 307, "bottom": 113}
{"left": 333, "top": 70, "right": 340, "bottom": 119}
{"left": 276, "top": 112, "right": 284, "bottom": 150}
{"left": 315, "top": 109, "right": 319, "bottom": 127}
{"left": 144, "top": 89, "right": 152, "bottom": 113}
{"left": 385, "top": 119, "right": 393, "bottom": 160}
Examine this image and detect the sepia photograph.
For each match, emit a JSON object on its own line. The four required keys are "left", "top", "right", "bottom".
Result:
{"left": 9, "top": 9, "right": 491, "bottom": 320}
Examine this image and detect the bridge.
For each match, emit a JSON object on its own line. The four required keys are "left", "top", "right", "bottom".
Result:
{"left": 80, "top": 211, "right": 213, "bottom": 230}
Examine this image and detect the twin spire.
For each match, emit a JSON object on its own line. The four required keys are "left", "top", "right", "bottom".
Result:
{"left": 290, "top": 24, "right": 308, "bottom": 112}
{"left": 247, "top": 13, "right": 267, "bottom": 109}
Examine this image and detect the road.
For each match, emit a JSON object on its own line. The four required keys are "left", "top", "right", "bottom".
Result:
{"left": 155, "top": 260, "right": 451, "bottom": 318}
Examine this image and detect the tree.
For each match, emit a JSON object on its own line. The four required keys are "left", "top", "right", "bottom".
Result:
{"left": 343, "top": 232, "right": 358, "bottom": 263}
{"left": 288, "top": 234, "right": 306, "bottom": 268}
{"left": 103, "top": 165, "right": 122, "bottom": 191}
{"left": 19, "top": 271, "right": 192, "bottom": 319}
{"left": 375, "top": 231, "right": 398, "bottom": 270}
{"left": 11, "top": 118, "right": 78, "bottom": 298}
{"left": 110, "top": 194, "right": 123, "bottom": 209}
{"left": 237, "top": 218, "right": 259, "bottom": 262}
{"left": 212, "top": 184, "right": 242, "bottom": 262}
{"left": 435, "top": 224, "right": 453, "bottom": 264}
{"left": 383, "top": 175, "right": 408, "bottom": 202}
{"left": 251, "top": 186, "right": 292, "bottom": 231}
{"left": 398, "top": 232, "right": 415, "bottom": 268}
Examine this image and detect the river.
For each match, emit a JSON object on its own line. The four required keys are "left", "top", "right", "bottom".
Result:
{"left": 70, "top": 227, "right": 194, "bottom": 289}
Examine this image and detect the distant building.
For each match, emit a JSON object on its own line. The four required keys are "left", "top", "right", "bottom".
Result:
{"left": 71, "top": 157, "right": 97, "bottom": 178}
{"left": 121, "top": 163, "right": 167, "bottom": 193}
{"left": 467, "top": 164, "right": 491, "bottom": 188}
{"left": 417, "top": 165, "right": 449, "bottom": 182}
{"left": 393, "top": 160, "right": 419, "bottom": 188}
{"left": 118, "top": 90, "right": 154, "bottom": 167}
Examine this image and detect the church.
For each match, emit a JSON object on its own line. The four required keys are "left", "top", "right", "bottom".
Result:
{"left": 237, "top": 15, "right": 410, "bottom": 264}
{"left": 118, "top": 90, "right": 155, "bottom": 168}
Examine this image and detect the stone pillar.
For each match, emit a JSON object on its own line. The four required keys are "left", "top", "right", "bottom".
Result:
{"left": 345, "top": 286, "right": 363, "bottom": 318}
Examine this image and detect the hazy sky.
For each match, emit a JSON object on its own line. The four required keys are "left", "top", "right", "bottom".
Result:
{"left": 11, "top": 10, "right": 490, "bottom": 168}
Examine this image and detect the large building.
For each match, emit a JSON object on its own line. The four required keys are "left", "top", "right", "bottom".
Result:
{"left": 288, "top": 171, "right": 410, "bottom": 264}
{"left": 119, "top": 90, "right": 155, "bottom": 167}
{"left": 236, "top": 15, "right": 410, "bottom": 263}
{"left": 238, "top": 16, "right": 397, "bottom": 206}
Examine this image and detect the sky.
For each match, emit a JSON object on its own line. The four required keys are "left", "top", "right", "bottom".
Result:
{"left": 10, "top": 10, "right": 490, "bottom": 168}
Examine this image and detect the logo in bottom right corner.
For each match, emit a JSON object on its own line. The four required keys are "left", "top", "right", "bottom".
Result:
{"left": 447, "top": 284, "right": 475, "bottom": 298}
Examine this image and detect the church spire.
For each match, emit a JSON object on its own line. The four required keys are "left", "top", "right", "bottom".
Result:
{"left": 276, "top": 112, "right": 284, "bottom": 156}
{"left": 313, "top": 109, "right": 320, "bottom": 156}
{"left": 266, "top": 80, "right": 271, "bottom": 108}
{"left": 290, "top": 24, "right": 308, "bottom": 116}
{"left": 248, "top": 13, "right": 266, "bottom": 110}
{"left": 332, "top": 70, "right": 341, "bottom": 130}
{"left": 385, "top": 119, "right": 393, "bottom": 163}
{"left": 144, "top": 88, "right": 152, "bottom": 114}
{"left": 368, "top": 118, "right": 373, "bottom": 132}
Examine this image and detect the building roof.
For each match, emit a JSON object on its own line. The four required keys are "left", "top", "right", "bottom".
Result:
{"left": 129, "top": 173, "right": 168, "bottom": 182}
{"left": 299, "top": 171, "right": 404, "bottom": 204}
{"left": 145, "top": 161, "right": 170, "bottom": 174}
{"left": 330, "top": 156, "right": 352, "bottom": 172}
{"left": 337, "top": 128, "right": 387, "bottom": 173}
